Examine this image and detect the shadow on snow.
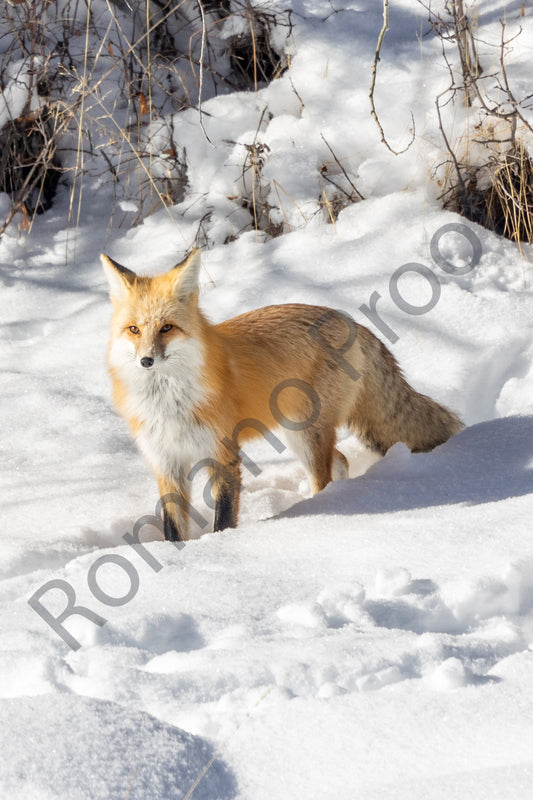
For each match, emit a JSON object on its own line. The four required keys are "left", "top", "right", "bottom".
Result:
{"left": 280, "top": 415, "right": 533, "bottom": 519}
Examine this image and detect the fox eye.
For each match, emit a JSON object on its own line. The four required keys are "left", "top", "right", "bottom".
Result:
{"left": 160, "top": 324, "right": 173, "bottom": 333}
{"left": 128, "top": 325, "right": 140, "bottom": 335}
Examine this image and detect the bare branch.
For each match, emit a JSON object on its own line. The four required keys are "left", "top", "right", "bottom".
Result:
{"left": 369, "top": 0, "right": 415, "bottom": 155}
{"left": 320, "top": 134, "right": 364, "bottom": 201}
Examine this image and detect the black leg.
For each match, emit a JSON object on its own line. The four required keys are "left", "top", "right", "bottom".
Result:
{"left": 213, "top": 487, "right": 237, "bottom": 532}
{"left": 163, "top": 510, "right": 183, "bottom": 542}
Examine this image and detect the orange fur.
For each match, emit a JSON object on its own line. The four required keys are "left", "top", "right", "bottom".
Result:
{"left": 102, "top": 250, "right": 463, "bottom": 540}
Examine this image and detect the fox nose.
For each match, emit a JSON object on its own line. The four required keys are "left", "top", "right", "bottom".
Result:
{"left": 140, "top": 356, "right": 154, "bottom": 369}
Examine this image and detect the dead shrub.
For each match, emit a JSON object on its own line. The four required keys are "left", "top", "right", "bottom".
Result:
{"left": 444, "top": 138, "right": 533, "bottom": 244}
{"left": 0, "top": 0, "right": 293, "bottom": 234}
{"left": 0, "top": 109, "right": 61, "bottom": 218}
{"left": 427, "top": 1, "right": 533, "bottom": 246}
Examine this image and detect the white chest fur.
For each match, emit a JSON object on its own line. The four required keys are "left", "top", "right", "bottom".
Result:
{"left": 111, "top": 337, "right": 215, "bottom": 479}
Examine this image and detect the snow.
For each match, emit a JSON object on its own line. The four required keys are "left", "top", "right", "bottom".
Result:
{"left": 0, "top": 694, "right": 236, "bottom": 799}
{"left": 1, "top": 1, "right": 533, "bottom": 798}
{"left": 0, "top": 58, "right": 41, "bottom": 128}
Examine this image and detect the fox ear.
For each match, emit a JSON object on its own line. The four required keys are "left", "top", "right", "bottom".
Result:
{"left": 171, "top": 249, "right": 202, "bottom": 302}
{"left": 101, "top": 254, "right": 137, "bottom": 301}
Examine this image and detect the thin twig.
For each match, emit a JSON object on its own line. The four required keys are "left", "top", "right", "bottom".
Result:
{"left": 68, "top": 0, "right": 93, "bottom": 238}
{"left": 320, "top": 134, "right": 364, "bottom": 200}
{"left": 272, "top": 179, "right": 307, "bottom": 223}
{"left": 196, "top": 0, "right": 214, "bottom": 146}
{"left": 435, "top": 89, "right": 466, "bottom": 196}
{"left": 369, "top": 0, "right": 415, "bottom": 155}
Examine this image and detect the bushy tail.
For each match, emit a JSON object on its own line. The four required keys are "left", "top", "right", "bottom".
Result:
{"left": 349, "top": 331, "right": 463, "bottom": 456}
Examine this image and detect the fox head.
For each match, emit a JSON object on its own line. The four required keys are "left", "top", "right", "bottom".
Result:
{"left": 101, "top": 249, "right": 204, "bottom": 372}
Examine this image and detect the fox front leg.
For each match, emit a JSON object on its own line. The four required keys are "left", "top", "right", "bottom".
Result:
{"left": 188, "top": 456, "right": 242, "bottom": 532}
{"left": 163, "top": 508, "right": 181, "bottom": 542}
{"left": 213, "top": 458, "right": 241, "bottom": 531}
{"left": 213, "top": 480, "right": 239, "bottom": 531}
{"left": 157, "top": 472, "right": 196, "bottom": 542}
{"left": 205, "top": 458, "right": 242, "bottom": 532}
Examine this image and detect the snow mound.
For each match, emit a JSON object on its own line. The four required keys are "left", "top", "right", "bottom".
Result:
{"left": 281, "top": 415, "right": 533, "bottom": 518}
{"left": 0, "top": 694, "right": 236, "bottom": 800}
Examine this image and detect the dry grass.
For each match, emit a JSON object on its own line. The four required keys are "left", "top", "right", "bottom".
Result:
{"left": 0, "top": 0, "right": 292, "bottom": 236}
{"left": 428, "top": 2, "right": 533, "bottom": 247}
{"left": 440, "top": 121, "right": 533, "bottom": 245}
{"left": 487, "top": 142, "right": 533, "bottom": 244}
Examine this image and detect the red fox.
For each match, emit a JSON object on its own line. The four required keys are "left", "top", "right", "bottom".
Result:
{"left": 101, "top": 249, "right": 463, "bottom": 541}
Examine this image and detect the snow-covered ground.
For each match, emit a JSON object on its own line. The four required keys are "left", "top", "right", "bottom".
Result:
{"left": 1, "top": 1, "right": 533, "bottom": 798}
